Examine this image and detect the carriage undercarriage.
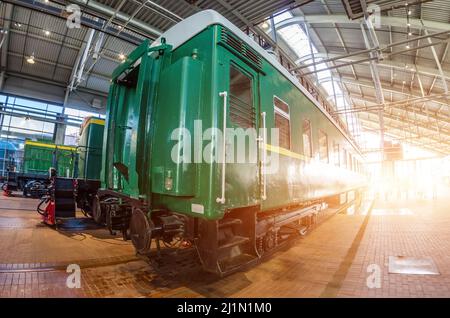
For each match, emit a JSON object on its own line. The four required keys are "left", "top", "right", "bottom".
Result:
{"left": 87, "top": 188, "right": 362, "bottom": 276}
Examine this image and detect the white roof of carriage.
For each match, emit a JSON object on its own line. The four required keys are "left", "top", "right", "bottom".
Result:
{"left": 151, "top": 10, "right": 302, "bottom": 93}
{"left": 151, "top": 10, "right": 360, "bottom": 154}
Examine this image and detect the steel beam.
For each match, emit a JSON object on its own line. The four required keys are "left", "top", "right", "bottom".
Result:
{"left": 361, "top": 15, "right": 385, "bottom": 159}
{"left": 361, "top": 122, "right": 449, "bottom": 155}
{"left": 0, "top": 4, "right": 14, "bottom": 92}
{"left": 273, "top": 14, "right": 450, "bottom": 33}
{"left": 423, "top": 28, "right": 449, "bottom": 95}
{"left": 69, "top": 0, "right": 162, "bottom": 36}
{"left": 361, "top": 119, "right": 450, "bottom": 154}
{"left": 322, "top": 75, "right": 450, "bottom": 109}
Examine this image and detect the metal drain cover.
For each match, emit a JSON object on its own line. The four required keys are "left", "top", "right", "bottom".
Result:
{"left": 389, "top": 256, "right": 440, "bottom": 275}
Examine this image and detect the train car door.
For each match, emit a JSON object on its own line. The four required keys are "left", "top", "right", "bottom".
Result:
{"left": 217, "top": 54, "right": 261, "bottom": 208}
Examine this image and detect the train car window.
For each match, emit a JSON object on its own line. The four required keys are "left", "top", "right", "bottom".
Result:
{"left": 229, "top": 65, "right": 255, "bottom": 128}
{"left": 273, "top": 97, "right": 291, "bottom": 150}
{"left": 318, "top": 130, "right": 329, "bottom": 163}
{"left": 302, "top": 119, "right": 312, "bottom": 157}
{"left": 333, "top": 141, "right": 340, "bottom": 167}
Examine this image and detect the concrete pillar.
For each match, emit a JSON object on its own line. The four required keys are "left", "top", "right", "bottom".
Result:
{"left": 53, "top": 113, "right": 67, "bottom": 145}
{"left": 53, "top": 89, "right": 70, "bottom": 145}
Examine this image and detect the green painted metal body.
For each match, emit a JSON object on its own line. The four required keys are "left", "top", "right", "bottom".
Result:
{"left": 22, "top": 141, "right": 76, "bottom": 178}
{"left": 102, "top": 25, "right": 365, "bottom": 221}
{"left": 77, "top": 117, "right": 105, "bottom": 180}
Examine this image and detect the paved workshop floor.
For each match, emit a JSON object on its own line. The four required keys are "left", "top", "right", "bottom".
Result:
{"left": 0, "top": 188, "right": 449, "bottom": 298}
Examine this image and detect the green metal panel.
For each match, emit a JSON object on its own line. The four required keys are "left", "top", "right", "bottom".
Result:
{"left": 101, "top": 39, "right": 173, "bottom": 199}
{"left": 22, "top": 141, "right": 76, "bottom": 177}
{"left": 150, "top": 27, "right": 224, "bottom": 219}
{"left": 77, "top": 118, "right": 105, "bottom": 180}
{"left": 151, "top": 57, "right": 202, "bottom": 196}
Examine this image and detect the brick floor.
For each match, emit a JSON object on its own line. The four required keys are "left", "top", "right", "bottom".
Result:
{"left": 0, "top": 188, "right": 449, "bottom": 297}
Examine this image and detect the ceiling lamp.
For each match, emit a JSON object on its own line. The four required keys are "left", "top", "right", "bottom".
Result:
{"left": 43, "top": 30, "right": 50, "bottom": 36}
{"left": 119, "top": 53, "right": 126, "bottom": 62}
{"left": 26, "top": 53, "right": 35, "bottom": 64}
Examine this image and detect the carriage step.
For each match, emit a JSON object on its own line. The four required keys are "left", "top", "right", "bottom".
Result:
{"left": 219, "top": 218, "right": 242, "bottom": 229}
{"left": 218, "top": 235, "right": 250, "bottom": 250}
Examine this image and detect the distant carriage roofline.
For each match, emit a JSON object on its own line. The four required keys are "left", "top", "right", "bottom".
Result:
{"left": 150, "top": 10, "right": 361, "bottom": 156}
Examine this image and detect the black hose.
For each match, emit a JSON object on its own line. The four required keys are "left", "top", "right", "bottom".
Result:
{"left": 37, "top": 196, "right": 50, "bottom": 216}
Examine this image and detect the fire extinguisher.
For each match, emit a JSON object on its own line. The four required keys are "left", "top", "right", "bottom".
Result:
{"left": 37, "top": 168, "right": 57, "bottom": 226}
{"left": 2, "top": 183, "right": 12, "bottom": 197}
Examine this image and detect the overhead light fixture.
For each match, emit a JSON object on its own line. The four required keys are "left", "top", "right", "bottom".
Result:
{"left": 14, "top": 22, "right": 22, "bottom": 28}
{"left": 118, "top": 53, "right": 126, "bottom": 62}
{"left": 43, "top": 30, "right": 50, "bottom": 36}
{"left": 261, "top": 21, "right": 269, "bottom": 29}
{"left": 402, "top": 80, "right": 406, "bottom": 84}
{"left": 408, "top": 10, "right": 412, "bottom": 15}
{"left": 26, "top": 53, "right": 35, "bottom": 64}
{"left": 407, "top": 23, "right": 411, "bottom": 27}
{"left": 408, "top": 32, "right": 412, "bottom": 36}
{"left": 406, "top": 45, "right": 410, "bottom": 49}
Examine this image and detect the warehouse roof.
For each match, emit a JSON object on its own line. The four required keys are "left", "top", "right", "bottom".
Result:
{"left": 1, "top": 0, "right": 449, "bottom": 155}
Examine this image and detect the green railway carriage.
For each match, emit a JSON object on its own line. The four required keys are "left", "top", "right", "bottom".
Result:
{"left": 96, "top": 10, "right": 367, "bottom": 275}
{"left": 74, "top": 117, "right": 105, "bottom": 218}
{"left": 77, "top": 117, "right": 105, "bottom": 180}
{"left": 23, "top": 140, "right": 76, "bottom": 178}
{"left": 5, "top": 140, "right": 76, "bottom": 194}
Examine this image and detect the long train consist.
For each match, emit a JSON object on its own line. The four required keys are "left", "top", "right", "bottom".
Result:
{"left": 87, "top": 10, "right": 366, "bottom": 275}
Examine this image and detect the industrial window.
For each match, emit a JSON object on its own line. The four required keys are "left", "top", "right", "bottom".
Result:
{"left": 274, "top": 97, "right": 291, "bottom": 150}
{"left": 342, "top": 148, "right": 347, "bottom": 168}
{"left": 229, "top": 65, "right": 255, "bottom": 128}
{"left": 318, "top": 130, "right": 329, "bottom": 163}
{"left": 333, "top": 141, "right": 340, "bottom": 167}
{"left": 302, "top": 119, "right": 312, "bottom": 157}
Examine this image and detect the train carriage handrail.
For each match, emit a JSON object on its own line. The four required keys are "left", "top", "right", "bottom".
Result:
{"left": 216, "top": 91, "right": 228, "bottom": 205}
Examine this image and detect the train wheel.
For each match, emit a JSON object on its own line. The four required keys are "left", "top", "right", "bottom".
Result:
{"left": 130, "top": 208, "right": 154, "bottom": 255}
{"left": 92, "top": 195, "right": 103, "bottom": 224}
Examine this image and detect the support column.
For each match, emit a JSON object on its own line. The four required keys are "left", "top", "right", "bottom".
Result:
{"left": 54, "top": 90, "right": 69, "bottom": 145}
{"left": 53, "top": 114, "right": 67, "bottom": 145}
